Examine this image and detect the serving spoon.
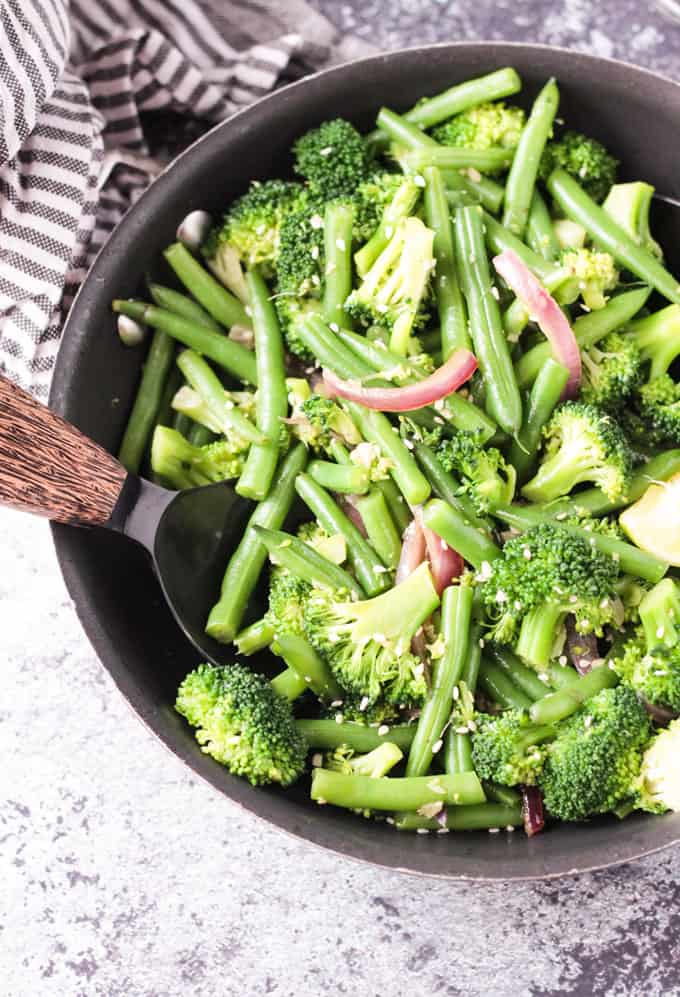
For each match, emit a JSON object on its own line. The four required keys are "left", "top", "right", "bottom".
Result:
{"left": 0, "top": 374, "right": 249, "bottom": 665}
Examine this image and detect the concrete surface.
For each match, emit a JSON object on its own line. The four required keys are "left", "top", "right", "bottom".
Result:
{"left": 5, "top": 1, "right": 680, "bottom": 994}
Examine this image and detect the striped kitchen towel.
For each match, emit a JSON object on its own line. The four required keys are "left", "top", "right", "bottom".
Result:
{"left": 0, "top": 0, "right": 374, "bottom": 399}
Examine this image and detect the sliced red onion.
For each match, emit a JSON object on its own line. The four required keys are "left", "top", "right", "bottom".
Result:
{"left": 521, "top": 786, "right": 545, "bottom": 837}
{"left": 396, "top": 518, "right": 426, "bottom": 584}
{"left": 643, "top": 700, "right": 678, "bottom": 725}
{"left": 413, "top": 506, "right": 463, "bottom": 594}
{"left": 339, "top": 494, "right": 368, "bottom": 537}
{"left": 435, "top": 806, "right": 449, "bottom": 828}
{"left": 565, "top": 618, "right": 601, "bottom": 675}
{"left": 411, "top": 627, "right": 429, "bottom": 662}
{"left": 228, "top": 325, "right": 254, "bottom": 349}
{"left": 176, "top": 210, "right": 213, "bottom": 252}
{"left": 322, "top": 348, "right": 478, "bottom": 412}
{"left": 493, "top": 249, "right": 581, "bottom": 398}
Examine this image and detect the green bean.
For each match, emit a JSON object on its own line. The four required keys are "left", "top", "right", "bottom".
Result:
{"left": 154, "top": 364, "right": 183, "bottom": 430}
{"left": 343, "top": 401, "right": 431, "bottom": 506}
{"left": 176, "top": 349, "right": 265, "bottom": 444}
{"left": 187, "top": 422, "right": 216, "bottom": 446}
{"left": 295, "top": 473, "right": 389, "bottom": 596}
{"left": 274, "top": 633, "right": 343, "bottom": 703}
{"left": 375, "top": 107, "right": 440, "bottom": 151}
{"left": 356, "top": 490, "right": 401, "bottom": 570}
{"left": 396, "top": 801, "right": 523, "bottom": 832}
{"left": 514, "top": 285, "right": 651, "bottom": 388}
{"left": 423, "top": 165, "right": 470, "bottom": 355}
{"left": 463, "top": 621, "right": 483, "bottom": 690}
{"left": 529, "top": 665, "right": 618, "bottom": 726}
{"left": 163, "top": 242, "right": 251, "bottom": 328}
{"left": 334, "top": 327, "right": 405, "bottom": 373}
{"left": 443, "top": 171, "right": 506, "bottom": 215}
{"left": 483, "top": 783, "right": 522, "bottom": 807}
{"left": 485, "top": 644, "right": 551, "bottom": 701}
{"left": 234, "top": 617, "right": 275, "bottom": 656}
{"left": 402, "top": 146, "right": 515, "bottom": 174}
{"left": 118, "top": 329, "right": 175, "bottom": 472}
{"left": 171, "top": 407, "right": 193, "bottom": 439}
{"left": 508, "top": 359, "right": 569, "bottom": 483}
{"left": 311, "top": 767, "right": 485, "bottom": 812}
{"left": 491, "top": 503, "right": 669, "bottom": 582}
{"left": 148, "top": 282, "right": 221, "bottom": 329}
{"left": 534, "top": 449, "right": 680, "bottom": 517}
{"left": 322, "top": 202, "right": 354, "bottom": 329}
{"left": 478, "top": 658, "right": 533, "bottom": 710}
{"left": 546, "top": 661, "right": 580, "bottom": 689}
{"left": 526, "top": 190, "right": 560, "bottom": 261}
{"left": 414, "top": 442, "right": 490, "bottom": 530}
{"left": 375, "top": 478, "right": 410, "bottom": 534}
{"left": 354, "top": 179, "right": 421, "bottom": 277}
{"left": 406, "top": 585, "right": 473, "bottom": 777}
{"left": 297, "top": 315, "right": 371, "bottom": 380}
{"left": 422, "top": 498, "right": 501, "bottom": 569}
{"left": 112, "top": 300, "right": 257, "bottom": 385}
{"left": 307, "top": 458, "right": 370, "bottom": 495}
{"left": 236, "top": 268, "right": 288, "bottom": 500}
{"left": 270, "top": 667, "right": 307, "bottom": 701}
{"left": 454, "top": 205, "right": 523, "bottom": 433}
{"left": 253, "top": 525, "right": 364, "bottom": 597}
{"left": 205, "top": 443, "right": 308, "bottom": 643}
{"left": 503, "top": 78, "right": 559, "bottom": 237}
{"left": 296, "top": 719, "right": 416, "bottom": 752}
{"left": 482, "top": 210, "right": 554, "bottom": 280}
{"left": 444, "top": 730, "right": 474, "bottom": 776}
{"left": 548, "top": 168, "right": 680, "bottom": 305}
{"left": 436, "top": 393, "right": 498, "bottom": 441}
{"left": 502, "top": 264, "right": 571, "bottom": 340}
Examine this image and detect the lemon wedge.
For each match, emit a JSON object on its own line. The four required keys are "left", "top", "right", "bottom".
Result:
{"left": 620, "top": 471, "right": 680, "bottom": 566}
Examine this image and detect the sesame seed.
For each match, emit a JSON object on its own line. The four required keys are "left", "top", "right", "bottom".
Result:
{"left": 432, "top": 739, "right": 443, "bottom": 754}
{"left": 506, "top": 825, "right": 515, "bottom": 832}
{"left": 488, "top": 827, "right": 501, "bottom": 834}
{"left": 319, "top": 146, "right": 333, "bottom": 156}
{"left": 359, "top": 696, "right": 370, "bottom": 712}
{"left": 335, "top": 237, "right": 346, "bottom": 252}
{"left": 329, "top": 322, "right": 339, "bottom": 333}
{"left": 378, "top": 725, "right": 390, "bottom": 736}
{"left": 310, "top": 245, "right": 319, "bottom": 260}
{"left": 657, "top": 625, "right": 665, "bottom": 639}
{"left": 413, "top": 174, "right": 426, "bottom": 188}
{"left": 304, "top": 675, "right": 312, "bottom": 683}
{"left": 310, "top": 214, "right": 324, "bottom": 229}
{"left": 416, "top": 828, "right": 429, "bottom": 835}
{"left": 437, "top": 827, "right": 450, "bottom": 834}
{"left": 558, "top": 655, "right": 567, "bottom": 666}
{"left": 335, "top": 713, "right": 344, "bottom": 724}
{"left": 453, "top": 686, "right": 460, "bottom": 701}
{"left": 316, "top": 798, "right": 327, "bottom": 805}
{"left": 311, "top": 753, "right": 323, "bottom": 767}
{"left": 386, "top": 817, "right": 395, "bottom": 825}
{"left": 490, "top": 285, "right": 500, "bottom": 300}
{"left": 330, "top": 699, "right": 343, "bottom": 708}
{"left": 384, "top": 226, "right": 393, "bottom": 239}
{"left": 466, "top": 167, "right": 482, "bottom": 182}
{"left": 584, "top": 715, "right": 593, "bottom": 728}
{"left": 523, "top": 547, "right": 532, "bottom": 560}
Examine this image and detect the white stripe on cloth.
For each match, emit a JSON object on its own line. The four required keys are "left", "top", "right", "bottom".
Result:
{"left": 0, "top": 0, "right": 343, "bottom": 396}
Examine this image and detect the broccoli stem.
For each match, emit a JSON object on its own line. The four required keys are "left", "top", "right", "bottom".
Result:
{"left": 413, "top": 442, "right": 491, "bottom": 530}
{"left": 112, "top": 300, "right": 258, "bottom": 386}
{"left": 484, "top": 782, "right": 523, "bottom": 807}
{"left": 148, "top": 282, "right": 222, "bottom": 330}
{"left": 423, "top": 165, "right": 470, "bottom": 356}
{"left": 322, "top": 202, "right": 354, "bottom": 329}
{"left": 514, "top": 286, "right": 651, "bottom": 388}
{"left": 356, "top": 489, "right": 402, "bottom": 570}
{"left": 491, "top": 503, "right": 669, "bottom": 583}
{"left": 422, "top": 498, "right": 502, "bottom": 570}
{"left": 274, "top": 633, "right": 344, "bottom": 703}
{"left": 626, "top": 305, "right": 680, "bottom": 380}
{"left": 514, "top": 602, "right": 567, "bottom": 671}
{"left": 406, "top": 584, "right": 474, "bottom": 777}
{"left": 295, "top": 719, "right": 416, "bottom": 752}
{"left": 639, "top": 579, "right": 680, "bottom": 650}
{"left": 234, "top": 617, "right": 275, "bottom": 655}
{"left": 176, "top": 349, "right": 265, "bottom": 444}
{"left": 253, "top": 525, "right": 364, "bottom": 597}
{"left": 206, "top": 443, "right": 308, "bottom": 643}
{"left": 526, "top": 190, "right": 561, "bottom": 261}
{"left": 311, "top": 768, "right": 485, "bottom": 812}
{"left": 547, "top": 169, "right": 680, "bottom": 305}
{"left": 478, "top": 658, "right": 533, "bottom": 710}
{"left": 486, "top": 644, "right": 552, "bottom": 700}
{"left": 530, "top": 450, "right": 680, "bottom": 517}
{"left": 188, "top": 423, "right": 217, "bottom": 447}
{"left": 503, "top": 78, "right": 560, "bottom": 237}
{"left": 520, "top": 440, "right": 594, "bottom": 505}
{"left": 270, "top": 666, "right": 307, "bottom": 700}
{"left": 507, "top": 359, "right": 570, "bottom": 484}
{"left": 395, "top": 802, "right": 522, "bottom": 832}
{"left": 354, "top": 179, "right": 420, "bottom": 277}
{"left": 529, "top": 664, "right": 618, "bottom": 725}
{"left": 163, "top": 242, "right": 251, "bottom": 328}
{"left": 150, "top": 426, "right": 212, "bottom": 489}
{"left": 295, "top": 473, "right": 390, "bottom": 597}
{"left": 236, "top": 268, "right": 288, "bottom": 501}
{"left": 307, "top": 458, "right": 370, "bottom": 495}
{"left": 117, "top": 329, "right": 175, "bottom": 473}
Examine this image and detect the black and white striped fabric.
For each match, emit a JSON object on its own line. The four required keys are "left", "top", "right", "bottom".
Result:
{"left": 0, "top": 0, "right": 367, "bottom": 399}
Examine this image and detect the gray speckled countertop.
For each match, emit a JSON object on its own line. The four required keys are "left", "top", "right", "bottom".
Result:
{"left": 5, "top": 2, "right": 680, "bottom": 994}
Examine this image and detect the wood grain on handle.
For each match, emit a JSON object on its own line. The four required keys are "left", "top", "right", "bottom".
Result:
{"left": 0, "top": 374, "right": 127, "bottom": 525}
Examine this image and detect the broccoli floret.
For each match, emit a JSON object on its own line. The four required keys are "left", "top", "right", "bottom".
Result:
{"left": 635, "top": 719, "right": 680, "bottom": 814}
{"left": 556, "top": 248, "right": 619, "bottom": 312}
{"left": 304, "top": 561, "right": 440, "bottom": 706}
{"left": 150, "top": 426, "right": 248, "bottom": 489}
{"left": 345, "top": 216, "right": 435, "bottom": 355}
{"left": 539, "top": 130, "right": 618, "bottom": 202}
{"left": 348, "top": 441, "right": 393, "bottom": 482}
{"left": 353, "top": 171, "right": 412, "bottom": 246}
{"left": 611, "top": 579, "right": 680, "bottom": 712}
{"left": 325, "top": 741, "right": 403, "bottom": 778}
{"left": 203, "top": 179, "right": 304, "bottom": 277}
{"left": 602, "top": 181, "right": 663, "bottom": 260}
{"left": 522, "top": 401, "right": 633, "bottom": 504}
{"left": 580, "top": 332, "right": 643, "bottom": 412}
{"left": 433, "top": 432, "right": 516, "bottom": 514}
{"left": 286, "top": 381, "right": 362, "bottom": 453}
{"left": 265, "top": 567, "right": 312, "bottom": 641}
{"left": 480, "top": 523, "right": 620, "bottom": 667}
{"left": 625, "top": 304, "right": 680, "bottom": 382}
{"left": 539, "top": 686, "right": 651, "bottom": 821}
{"left": 175, "top": 663, "right": 307, "bottom": 786}
{"left": 293, "top": 118, "right": 371, "bottom": 200}
{"left": 431, "top": 101, "right": 525, "bottom": 151}
{"left": 635, "top": 375, "right": 680, "bottom": 446}
{"left": 471, "top": 709, "right": 556, "bottom": 786}
{"left": 328, "top": 696, "right": 403, "bottom": 727}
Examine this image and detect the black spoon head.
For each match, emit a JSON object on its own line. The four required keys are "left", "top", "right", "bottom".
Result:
{"left": 121, "top": 478, "right": 253, "bottom": 665}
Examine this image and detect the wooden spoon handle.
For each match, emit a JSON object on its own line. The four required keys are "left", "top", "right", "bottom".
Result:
{"left": 0, "top": 374, "right": 127, "bottom": 525}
